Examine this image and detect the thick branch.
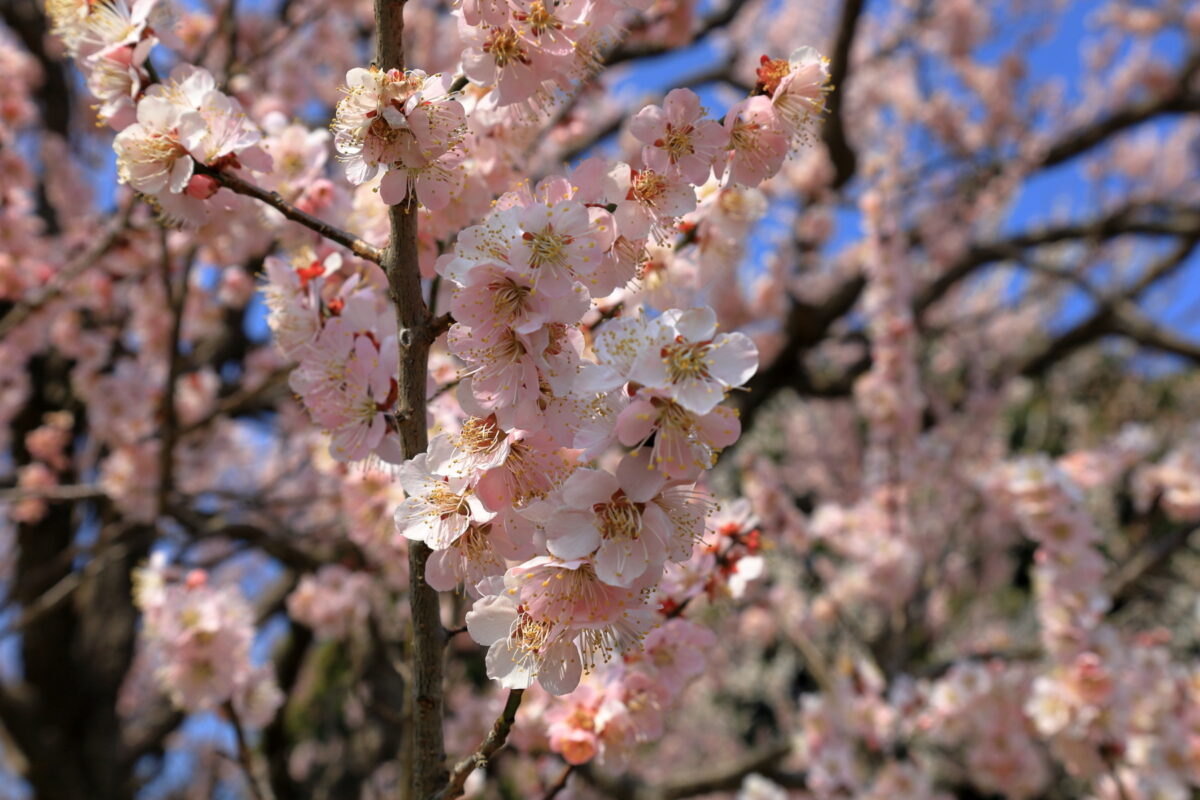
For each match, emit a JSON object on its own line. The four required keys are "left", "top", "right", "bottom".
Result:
{"left": 822, "top": 0, "right": 866, "bottom": 188}
{"left": 371, "top": 2, "right": 447, "bottom": 798}
{"left": 1039, "top": 48, "right": 1200, "bottom": 169}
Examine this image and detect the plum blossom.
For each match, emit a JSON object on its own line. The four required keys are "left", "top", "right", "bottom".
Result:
{"left": 757, "top": 45, "right": 832, "bottom": 143}
{"left": 466, "top": 558, "right": 658, "bottom": 693}
{"left": 333, "top": 66, "right": 465, "bottom": 206}
{"left": 610, "top": 163, "right": 697, "bottom": 244}
{"left": 395, "top": 437, "right": 496, "bottom": 550}
{"left": 543, "top": 464, "right": 674, "bottom": 586}
{"left": 723, "top": 96, "right": 790, "bottom": 185}
{"left": 630, "top": 89, "right": 729, "bottom": 185}
{"left": 628, "top": 307, "right": 758, "bottom": 415}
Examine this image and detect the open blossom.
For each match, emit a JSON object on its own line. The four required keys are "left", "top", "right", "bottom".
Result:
{"left": 630, "top": 89, "right": 729, "bottom": 185}
{"left": 617, "top": 396, "right": 740, "bottom": 479}
{"left": 448, "top": 261, "right": 588, "bottom": 335}
{"left": 113, "top": 65, "right": 268, "bottom": 222}
{"left": 543, "top": 464, "right": 675, "bottom": 586}
{"left": 628, "top": 307, "right": 758, "bottom": 415}
{"left": 610, "top": 163, "right": 697, "bottom": 243}
{"left": 47, "top": 0, "right": 174, "bottom": 59}
{"left": 395, "top": 437, "right": 495, "bottom": 550}
{"left": 629, "top": 618, "right": 716, "bottom": 693}
{"left": 133, "top": 561, "right": 280, "bottom": 723}
{"left": 287, "top": 565, "right": 373, "bottom": 639}
{"left": 175, "top": 74, "right": 271, "bottom": 170}
{"left": 723, "top": 96, "right": 789, "bottom": 185}
{"left": 113, "top": 90, "right": 193, "bottom": 196}
{"left": 466, "top": 558, "right": 657, "bottom": 694}
{"left": 323, "top": 335, "right": 398, "bottom": 462}
{"left": 425, "top": 519, "right": 535, "bottom": 596}
{"left": 503, "top": 199, "right": 617, "bottom": 297}
{"left": 333, "top": 66, "right": 465, "bottom": 202}
{"left": 756, "top": 46, "right": 831, "bottom": 143}
{"left": 83, "top": 40, "right": 154, "bottom": 129}
{"left": 459, "top": 17, "right": 567, "bottom": 106}
{"left": 545, "top": 683, "right": 605, "bottom": 764}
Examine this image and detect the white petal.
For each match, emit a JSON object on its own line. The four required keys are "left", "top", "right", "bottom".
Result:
{"left": 537, "top": 640, "right": 582, "bottom": 695}
{"left": 485, "top": 641, "right": 534, "bottom": 689}
{"left": 545, "top": 511, "right": 602, "bottom": 560}
{"left": 466, "top": 596, "right": 517, "bottom": 645}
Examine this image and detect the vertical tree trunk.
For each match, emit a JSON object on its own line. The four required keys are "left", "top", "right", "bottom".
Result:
{"left": 372, "top": 2, "right": 446, "bottom": 797}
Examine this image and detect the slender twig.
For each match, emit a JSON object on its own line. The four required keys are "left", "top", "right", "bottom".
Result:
{"left": 541, "top": 763, "right": 575, "bottom": 800}
{"left": 0, "top": 198, "right": 135, "bottom": 339}
{"left": 173, "top": 365, "right": 292, "bottom": 440}
{"left": 430, "top": 689, "right": 525, "bottom": 800}
{"left": 157, "top": 232, "right": 193, "bottom": 516}
{"left": 225, "top": 701, "right": 276, "bottom": 800}
{"left": 198, "top": 165, "right": 383, "bottom": 263}
{"left": 0, "top": 484, "right": 107, "bottom": 503}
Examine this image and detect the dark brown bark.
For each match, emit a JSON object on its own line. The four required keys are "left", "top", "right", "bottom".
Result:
{"left": 372, "top": 1, "right": 447, "bottom": 797}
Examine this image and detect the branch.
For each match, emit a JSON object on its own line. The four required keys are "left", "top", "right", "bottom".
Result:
{"left": 0, "top": 198, "right": 135, "bottom": 339}
{"left": 226, "top": 701, "right": 276, "bottom": 800}
{"left": 915, "top": 204, "right": 1200, "bottom": 315}
{"left": 1106, "top": 523, "right": 1196, "bottom": 608}
{"left": 541, "top": 764, "right": 575, "bottom": 800}
{"left": 605, "top": 0, "right": 751, "bottom": 66}
{"left": 1016, "top": 235, "right": 1200, "bottom": 377}
{"left": 822, "top": 0, "right": 866, "bottom": 188}
{"left": 199, "top": 165, "right": 383, "bottom": 263}
{"left": 370, "top": 2, "right": 447, "bottom": 798}
{"left": 1038, "top": 48, "right": 1200, "bottom": 170}
{"left": 578, "top": 740, "right": 793, "bottom": 800}
{"left": 430, "top": 689, "right": 525, "bottom": 800}
{"left": 157, "top": 232, "right": 193, "bottom": 515}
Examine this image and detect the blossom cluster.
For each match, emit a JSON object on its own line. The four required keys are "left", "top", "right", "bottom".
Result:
{"left": 132, "top": 555, "right": 282, "bottom": 726}
{"left": 264, "top": 250, "right": 407, "bottom": 463}
{"left": 380, "top": 53, "right": 832, "bottom": 698}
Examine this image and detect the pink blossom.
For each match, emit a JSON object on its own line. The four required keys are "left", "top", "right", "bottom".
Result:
{"left": 630, "top": 89, "right": 728, "bottom": 185}
{"left": 722, "top": 96, "right": 789, "bottom": 185}
{"left": 628, "top": 307, "right": 758, "bottom": 415}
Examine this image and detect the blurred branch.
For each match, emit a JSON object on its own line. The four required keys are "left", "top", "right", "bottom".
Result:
{"left": 1038, "top": 47, "right": 1200, "bottom": 170}
{"left": 606, "top": 0, "right": 751, "bottom": 66}
{"left": 0, "top": 199, "right": 136, "bottom": 339}
{"left": 578, "top": 740, "right": 794, "bottom": 800}
{"left": 157, "top": 234, "right": 194, "bottom": 516}
{"left": 227, "top": 701, "right": 276, "bottom": 800}
{"left": 822, "top": 0, "right": 866, "bottom": 189}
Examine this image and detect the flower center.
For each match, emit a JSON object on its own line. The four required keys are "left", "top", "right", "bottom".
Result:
{"left": 631, "top": 170, "right": 669, "bottom": 208}
{"left": 595, "top": 495, "right": 642, "bottom": 541}
{"left": 657, "top": 124, "right": 695, "bottom": 162}
{"left": 522, "top": 227, "right": 573, "bottom": 269}
{"left": 661, "top": 339, "right": 711, "bottom": 382}
{"left": 491, "top": 277, "right": 533, "bottom": 320}
{"left": 483, "top": 27, "right": 530, "bottom": 68}
{"left": 428, "top": 484, "right": 470, "bottom": 519}
{"left": 517, "top": 1, "right": 562, "bottom": 37}
{"left": 755, "top": 55, "right": 791, "bottom": 96}
{"left": 459, "top": 416, "right": 505, "bottom": 454}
